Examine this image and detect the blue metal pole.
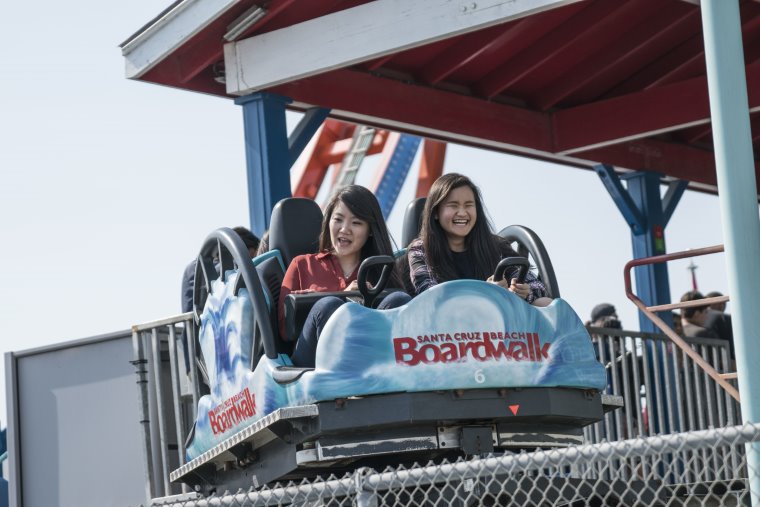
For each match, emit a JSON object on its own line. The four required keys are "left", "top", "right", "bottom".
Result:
{"left": 594, "top": 165, "right": 678, "bottom": 331}
{"left": 235, "top": 92, "right": 293, "bottom": 237}
{"left": 701, "top": 1, "right": 760, "bottom": 502}
{"left": 621, "top": 171, "right": 673, "bottom": 333}
{"left": 288, "top": 107, "right": 330, "bottom": 167}
{"left": 596, "top": 165, "right": 684, "bottom": 436}
{"left": 374, "top": 135, "right": 421, "bottom": 218}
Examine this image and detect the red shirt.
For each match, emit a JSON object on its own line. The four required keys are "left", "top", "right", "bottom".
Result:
{"left": 278, "top": 251, "right": 358, "bottom": 340}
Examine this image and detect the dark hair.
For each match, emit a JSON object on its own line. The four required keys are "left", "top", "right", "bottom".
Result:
{"left": 232, "top": 226, "right": 260, "bottom": 251}
{"left": 319, "top": 185, "right": 400, "bottom": 285}
{"left": 680, "top": 290, "right": 707, "bottom": 319}
{"left": 419, "top": 173, "right": 515, "bottom": 282}
{"left": 256, "top": 230, "right": 270, "bottom": 256}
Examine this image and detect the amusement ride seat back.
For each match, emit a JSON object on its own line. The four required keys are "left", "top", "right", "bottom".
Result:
{"left": 257, "top": 198, "right": 323, "bottom": 354}
{"left": 401, "top": 197, "right": 426, "bottom": 248}
{"left": 393, "top": 197, "right": 427, "bottom": 296}
{"left": 269, "top": 198, "right": 324, "bottom": 267}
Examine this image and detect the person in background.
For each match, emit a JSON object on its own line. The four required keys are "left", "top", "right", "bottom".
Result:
{"left": 181, "top": 226, "right": 260, "bottom": 313}
{"left": 178, "top": 226, "right": 259, "bottom": 374}
{"left": 256, "top": 230, "right": 270, "bottom": 257}
{"left": 587, "top": 303, "right": 622, "bottom": 329}
{"left": 705, "top": 291, "right": 727, "bottom": 313}
{"left": 704, "top": 290, "right": 734, "bottom": 359}
{"left": 672, "top": 311, "right": 684, "bottom": 336}
{"left": 586, "top": 303, "right": 623, "bottom": 366}
{"left": 680, "top": 291, "right": 719, "bottom": 339}
{"left": 585, "top": 303, "right": 641, "bottom": 438}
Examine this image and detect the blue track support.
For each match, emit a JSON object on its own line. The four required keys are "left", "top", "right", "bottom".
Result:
{"left": 288, "top": 107, "right": 330, "bottom": 167}
{"left": 595, "top": 164, "right": 645, "bottom": 234}
{"left": 662, "top": 180, "right": 688, "bottom": 226}
{"left": 622, "top": 171, "right": 674, "bottom": 332}
{"left": 235, "top": 92, "right": 293, "bottom": 237}
{"left": 375, "top": 135, "right": 422, "bottom": 218}
{"left": 595, "top": 165, "right": 682, "bottom": 332}
{"left": 596, "top": 165, "right": 686, "bottom": 436}
{"left": 701, "top": 1, "right": 760, "bottom": 502}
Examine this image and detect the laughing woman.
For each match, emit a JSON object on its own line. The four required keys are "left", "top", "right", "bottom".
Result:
{"left": 408, "top": 173, "right": 551, "bottom": 306}
{"left": 279, "top": 185, "right": 410, "bottom": 367}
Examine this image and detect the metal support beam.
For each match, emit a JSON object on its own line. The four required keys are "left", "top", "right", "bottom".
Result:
{"left": 622, "top": 171, "right": 675, "bottom": 332}
{"left": 235, "top": 92, "right": 292, "bottom": 237}
{"left": 661, "top": 180, "right": 689, "bottom": 225}
{"left": 594, "top": 164, "right": 645, "bottom": 235}
{"left": 370, "top": 134, "right": 422, "bottom": 218}
{"left": 417, "top": 139, "right": 447, "bottom": 198}
{"left": 288, "top": 107, "right": 330, "bottom": 167}
{"left": 594, "top": 165, "right": 684, "bottom": 331}
{"left": 701, "top": 0, "right": 760, "bottom": 502}
{"left": 596, "top": 165, "right": 685, "bottom": 437}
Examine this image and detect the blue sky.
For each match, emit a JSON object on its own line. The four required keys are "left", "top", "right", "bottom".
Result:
{"left": 0, "top": 0, "right": 730, "bottom": 421}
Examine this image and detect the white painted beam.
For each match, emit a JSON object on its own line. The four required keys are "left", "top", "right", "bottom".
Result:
{"left": 224, "top": 0, "right": 584, "bottom": 95}
{"left": 122, "top": 0, "right": 240, "bottom": 79}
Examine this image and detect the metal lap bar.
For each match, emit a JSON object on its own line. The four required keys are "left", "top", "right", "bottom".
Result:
{"left": 623, "top": 244, "right": 740, "bottom": 402}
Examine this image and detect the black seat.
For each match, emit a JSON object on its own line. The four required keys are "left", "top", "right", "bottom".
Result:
{"left": 254, "top": 198, "right": 323, "bottom": 357}
{"left": 269, "top": 198, "right": 323, "bottom": 267}
{"left": 401, "top": 197, "right": 426, "bottom": 248}
{"left": 395, "top": 197, "right": 427, "bottom": 295}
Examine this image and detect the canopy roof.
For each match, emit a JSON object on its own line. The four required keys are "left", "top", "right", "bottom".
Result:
{"left": 122, "top": 0, "right": 760, "bottom": 196}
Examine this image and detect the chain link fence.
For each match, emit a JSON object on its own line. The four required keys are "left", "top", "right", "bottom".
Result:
{"left": 150, "top": 423, "right": 759, "bottom": 506}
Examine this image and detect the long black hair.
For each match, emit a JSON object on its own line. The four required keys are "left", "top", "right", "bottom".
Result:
{"left": 319, "top": 185, "right": 401, "bottom": 286}
{"left": 419, "top": 173, "right": 516, "bottom": 282}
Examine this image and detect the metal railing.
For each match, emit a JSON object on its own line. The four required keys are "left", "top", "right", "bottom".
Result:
{"left": 584, "top": 327, "right": 741, "bottom": 487}
{"left": 624, "top": 244, "right": 739, "bottom": 401}
{"left": 584, "top": 327, "right": 738, "bottom": 444}
{"left": 133, "top": 312, "right": 197, "bottom": 500}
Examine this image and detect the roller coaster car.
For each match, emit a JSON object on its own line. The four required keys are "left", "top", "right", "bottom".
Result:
{"left": 172, "top": 198, "right": 619, "bottom": 495}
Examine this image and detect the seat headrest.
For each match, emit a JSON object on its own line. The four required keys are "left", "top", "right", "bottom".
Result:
{"left": 401, "top": 197, "right": 427, "bottom": 247}
{"left": 269, "top": 198, "right": 324, "bottom": 267}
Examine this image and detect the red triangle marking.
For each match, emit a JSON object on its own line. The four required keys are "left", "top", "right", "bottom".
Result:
{"left": 509, "top": 404, "right": 519, "bottom": 416}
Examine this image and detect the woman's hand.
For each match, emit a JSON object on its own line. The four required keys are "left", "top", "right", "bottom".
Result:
{"left": 486, "top": 275, "right": 510, "bottom": 290}
{"left": 292, "top": 289, "right": 315, "bottom": 295}
{"left": 345, "top": 280, "right": 372, "bottom": 291}
{"left": 508, "top": 278, "right": 531, "bottom": 300}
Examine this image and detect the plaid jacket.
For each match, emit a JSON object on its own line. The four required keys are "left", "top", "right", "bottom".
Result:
{"left": 407, "top": 238, "right": 549, "bottom": 303}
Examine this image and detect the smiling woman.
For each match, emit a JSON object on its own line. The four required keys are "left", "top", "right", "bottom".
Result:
{"left": 278, "top": 185, "right": 411, "bottom": 367}
{"left": 435, "top": 185, "right": 477, "bottom": 251}
{"left": 408, "top": 173, "right": 551, "bottom": 306}
{"left": 328, "top": 201, "right": 370, "bottom": 281}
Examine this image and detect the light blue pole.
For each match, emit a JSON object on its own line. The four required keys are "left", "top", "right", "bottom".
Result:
{"left": 701, "top": 1, "right": 760, "bottom": 502}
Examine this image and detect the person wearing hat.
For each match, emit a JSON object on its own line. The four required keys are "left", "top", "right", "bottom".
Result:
{"left": 589, "top": 303, "right": 622, "bottom": 329}
{"left": 587, "top": 302, "right": 640, "bottom": 438}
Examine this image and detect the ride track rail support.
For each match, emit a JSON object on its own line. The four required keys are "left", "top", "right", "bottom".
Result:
{"left": 623, "top": 244, "right": 740, "bottom": 402}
